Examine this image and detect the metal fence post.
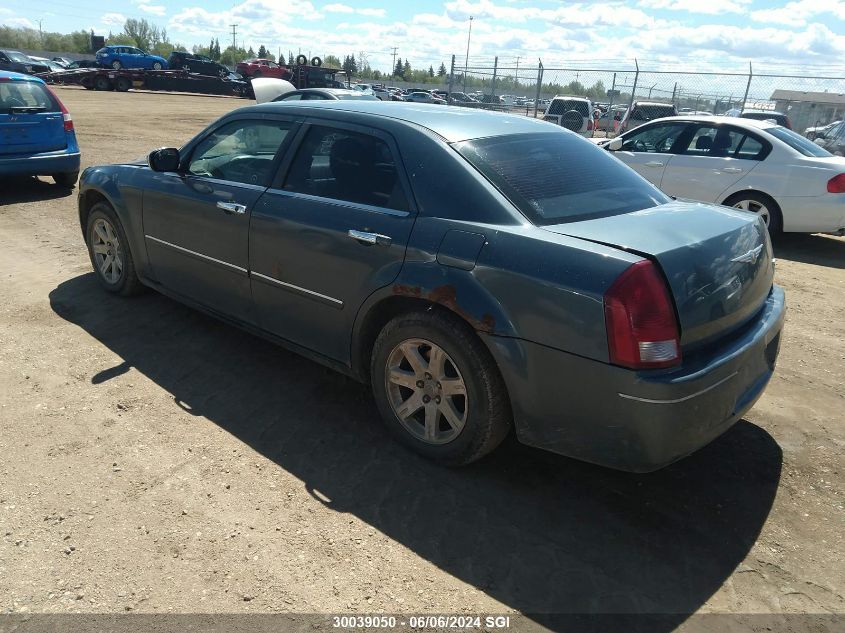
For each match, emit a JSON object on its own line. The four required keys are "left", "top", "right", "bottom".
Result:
{"left": 628, "top": 58, "right": 639, "bottom": 112}
{"left": 608, "top": 72, "right": 617, "bottom": 112}
{"left": 533, "top": 60, "right": 543, "bottom": 119}
{"left": 448, "top": 54, "right": 455, "bottom": 105}
{"left": 491, "top": 56, "right": 498, "bottom": 97}
{"left": 741, "top": 62, "right": 753, "bottom": 113}
{"left": 671, "top": 82, "right": 677, "bottom": 106}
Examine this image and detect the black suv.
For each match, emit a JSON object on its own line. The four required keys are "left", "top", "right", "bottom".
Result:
{"left": 167, "top": 52, "right": 229, "bottom": 77}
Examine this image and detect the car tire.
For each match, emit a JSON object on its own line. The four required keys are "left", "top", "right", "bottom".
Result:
{"left": 52, "top": 172, "right": 78, "bottom": 188}
{"left": 111, "top": 60, "right": 122, "bottom": 70}
{"left": 370, "top": 310, "right": 512, "bottom": 466}
{"left": 94, "top": 75, "right": 111, "bottom": 91}
{"left": 723, "top": 191, "right": 783, "bottom": 234}
{"left": 115, "top": 76, "right": 131, "bottom": 92}
{"left": 85, "top": 203, "right": 144, "bottom": 297}
{"left": 561, "top": 109, "right": 584, "bottom": 132}
{"left": 152, "top": 62, "right": 163, "bottom": 71}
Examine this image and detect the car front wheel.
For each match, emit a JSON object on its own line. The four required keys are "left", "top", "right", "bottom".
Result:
{"left": 52, "top": 172, "right": 78, "bottom": 188}
{"left": 111, "top": 60, "right": 122, "bottom": 70}
{"left": 371, "top": 311, "right": 511, "bottom": 466}
{"left": 85, "top": 203, "right": 144, "bottom": 296}
{"left": 152, "top": 62, "right": 163, "bottom": 70}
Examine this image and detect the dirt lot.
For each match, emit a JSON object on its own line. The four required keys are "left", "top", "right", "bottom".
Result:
{"left": 0, "top": 87, "right": 843, "bottom": 630}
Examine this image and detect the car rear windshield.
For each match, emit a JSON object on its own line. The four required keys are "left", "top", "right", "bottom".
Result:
{"left": 631, "top": 104, "right": 676, "bottom": 121}
{"left": 767, "top": 126, "right": 832, "bottom": 157}
{"left": 0, "top": 80, "right": 59, "bottom": 113}
{"left": 456, "top": 132, "right": 669, "bottom": 225}
{"left": 548, "top": 99, "right": 589, "bottom": 116}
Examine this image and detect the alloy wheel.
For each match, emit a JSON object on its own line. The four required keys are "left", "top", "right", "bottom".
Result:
{"left": 385, "top": 339, "right": 468, "bottom": 445}
{"left": 732, "top": 199, "right": 771, "bottom": 226}
{"left": 91, "top": 218, "right": 124, "bottom": 285}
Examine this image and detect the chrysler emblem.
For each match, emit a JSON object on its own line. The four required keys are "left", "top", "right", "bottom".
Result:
{"left": 731, "top": 244, "right": 764, "bottom": 265}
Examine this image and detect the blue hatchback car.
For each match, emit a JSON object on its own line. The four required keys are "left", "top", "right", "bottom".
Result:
{"left": 0, "top": 71, "right": 80, "bottom": 187}
{"left": 95, "top": 46, "right": 168, "bottom": 70}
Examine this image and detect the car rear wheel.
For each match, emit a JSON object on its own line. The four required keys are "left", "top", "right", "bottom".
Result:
{"left": 724, "top": 191, "right": 783, "bottom": 234}
{"left": 111, "top": 60, "right": 122, "bottom": 70}
{"left": 52, "top": 172, "right": 78, "bottom": 188}
{"left": 85, "top": 203, "right": 144, "bottom": 296}
{"left": 115, "top": 76, "right": 131, "bottom": 92}
{"left": 94, "top": 75, "right": 111, "bottom": 91}
{"left": 152, "top": 62, "right": 163, "bottom": 70}
{"left": 371, "top": 311, "right": 511, "bottom": 466}
{"left": 253, "top": 70, "right": 262, "bottom": 78}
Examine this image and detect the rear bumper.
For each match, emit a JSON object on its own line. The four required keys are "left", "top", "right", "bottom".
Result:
{"left": 483, "top": 285, "right": 786, "bottom": 472}
{"left": 0, "top": 150, "right": 81, "bottom": 176}
{"left": 778, "top": 194, "right": 845, "bottom": 233}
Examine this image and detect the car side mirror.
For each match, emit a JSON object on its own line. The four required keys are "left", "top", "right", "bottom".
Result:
{"left": 607, "top": 137, "right": 624, "bottom": 151}
{"left": 148, "top": 147, "right": 180, "bottom": 172}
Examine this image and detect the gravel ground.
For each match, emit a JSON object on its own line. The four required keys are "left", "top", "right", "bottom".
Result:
{"left": 0, "top": 87, "right": 843, "bottom": 631}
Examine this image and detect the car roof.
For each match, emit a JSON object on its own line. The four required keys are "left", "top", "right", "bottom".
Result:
{"left": 552, "top": 96, "right": 590, "bottom": 100}
{"left": 0, "top": 70, "right": 45, "bottom": 83}
{"left": 246, "top": 100, "right": 552, "bottom": 142}
{"left": 642, "top": 115, "right": 780, "bottom": 129}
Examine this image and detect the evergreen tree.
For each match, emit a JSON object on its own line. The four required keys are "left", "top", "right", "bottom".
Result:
{"left": 403, "top": 60, "right": 411, "bottom": 76}
{"left": 257, "top": 44, "right": 267, "bottom": 58}
{"left": 428, "top": 65, "right": 434, "bottom": 77}
{"left": 438, "top": 62, "right": 447, "bottom": 77}
{"left": 393, "top": 57, "right": 403, "bottom": 78}
{"left": 288, "top": 51, "right": 294, "bottom": 65}
{"left": 342, "top": 53, "right": 357, "bottom": 76}
{"left": 247, "top": 46, "right": 256, "bottom": 58}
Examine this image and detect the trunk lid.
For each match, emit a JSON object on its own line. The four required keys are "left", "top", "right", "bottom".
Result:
{"left": 0, "top": 79, "right": 66, "bottom": 155}
{"left": 543, "top": 201, "right": 774, "bottom": 348}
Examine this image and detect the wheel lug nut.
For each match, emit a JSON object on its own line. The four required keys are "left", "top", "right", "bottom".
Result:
{"left": 425, "top": 373, "right": 432, "bottom": 380}
{"left": 416, "top": 380, "right": 424, "bottom": 388}
{"left": 423, "top": 395, "right": 431, "bottom": 403}
{"left": 435, "top": 396, "right": 441, "bottom": 404}
{"left": 436, "top": 382, "right": 441, "bottom": 389}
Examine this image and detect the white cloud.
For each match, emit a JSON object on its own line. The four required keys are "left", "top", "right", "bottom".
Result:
{"left": 323, "top": 3, "right": 385, "bottom": 17}
{"left": 638, "top": 0, "right": 750, "bottom": 15}
{"left": 751, "top": 0, "right": 845, "bottom": 27}
{"left": 102, "top": 12, "right": 127, "bottom": 26}
{"left": 138, "top": 4, "right": 167, "bottom": 17}
{"left": 5, "top": 16, "right": 35, "bottom": 28}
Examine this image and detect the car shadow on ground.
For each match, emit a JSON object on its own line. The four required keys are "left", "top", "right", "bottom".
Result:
{"left": 0, "top": 177, "right": 75, "bottom": 205}
{"left": 773, "top": 233, "right": 845, "bottom": 270}
{"left": 49, "top": 274, "right": 783, "bottom": 632}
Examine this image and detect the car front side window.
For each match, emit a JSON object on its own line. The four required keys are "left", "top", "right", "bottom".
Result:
{"left": 187, "top": 119, "right": 294, "bottom": 186}
{"left": 621, "top": 123, "right": 687, "bottom": 153}
{"left": 283, "top": 125, "right": 409, "bottom": 211}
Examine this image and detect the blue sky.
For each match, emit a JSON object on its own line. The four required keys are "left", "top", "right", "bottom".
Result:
{"left": 2, "top": 0, "right": 845, "bottom": 73}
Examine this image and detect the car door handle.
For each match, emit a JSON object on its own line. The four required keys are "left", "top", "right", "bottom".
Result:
{"left": 644, "top": 161, "right": 664, "bottom": 167}
{"left": 216, "top": 201, "right": 246, "bottom": 215}
{"left": 348, "top": 230, "right": 392, "bottom": 246}
{"left": 721, "top": 167, "right": 743, "bottom": 173}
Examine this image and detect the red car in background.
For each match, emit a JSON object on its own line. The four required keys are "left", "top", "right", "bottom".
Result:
{"left": 236, "top": 58, "right": 291, "bottom": 80}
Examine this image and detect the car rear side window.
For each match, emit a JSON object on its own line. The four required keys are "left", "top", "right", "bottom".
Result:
{"left": 631, "top": 104, "right": 676, "bottom": 121}
{"left": 457, "top": 132, "right": 669, "bottom": 225}
{"left": 283, "top": 125, "right": 409, "bottom": 211}
{"left": 0, "top": 81, "right": 59, "bottom": 113}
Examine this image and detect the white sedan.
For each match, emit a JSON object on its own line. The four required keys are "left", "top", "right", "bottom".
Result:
{"left": 598, "top": 115, "right": 845, "bottom": 234}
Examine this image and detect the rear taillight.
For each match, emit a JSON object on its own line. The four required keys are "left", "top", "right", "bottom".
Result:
{"left": 46, "top": 86, "right": 73, "bottom": 132}
{"left": 604, "top": 260, "right": 681, "bottom": 369}
{"left": 827, "top": 173, "right": 845, "bottom": 193}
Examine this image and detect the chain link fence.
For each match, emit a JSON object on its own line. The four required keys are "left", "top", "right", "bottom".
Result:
{"left": 445, "top": 57, "right": 845, "bottom": 137}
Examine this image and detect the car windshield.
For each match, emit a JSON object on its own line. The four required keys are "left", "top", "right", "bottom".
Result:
{"left": 0, "top": 80, "right": 59, "bottom": 113}
{"left": 767, "top": 126, "right": 832, "bottom": 157}
{"left": 456, "top": 132, "right": 669, "bottom": 225}
{"left": 6, "top": 51, "right": 33, "bottom": 63}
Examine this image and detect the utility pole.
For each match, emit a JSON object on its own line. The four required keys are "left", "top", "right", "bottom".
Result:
{"left": 230, "top": 24, "right": 238, "bottom": 66}
{"left": 514, "top": 55, "right": 520, "bottom": 88}
{"left": 463, "top": 16, "right": 473, "bottom": 92}
{"left": 390, "top": 47, "right": 398, "bottom": 78}
{"left": 36, "top": 19, "right": 43, "bottom": 46}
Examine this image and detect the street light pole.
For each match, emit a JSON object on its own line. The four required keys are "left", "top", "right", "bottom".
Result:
{"left": 463, "top": 16, "right": 473, "bottom": 92}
